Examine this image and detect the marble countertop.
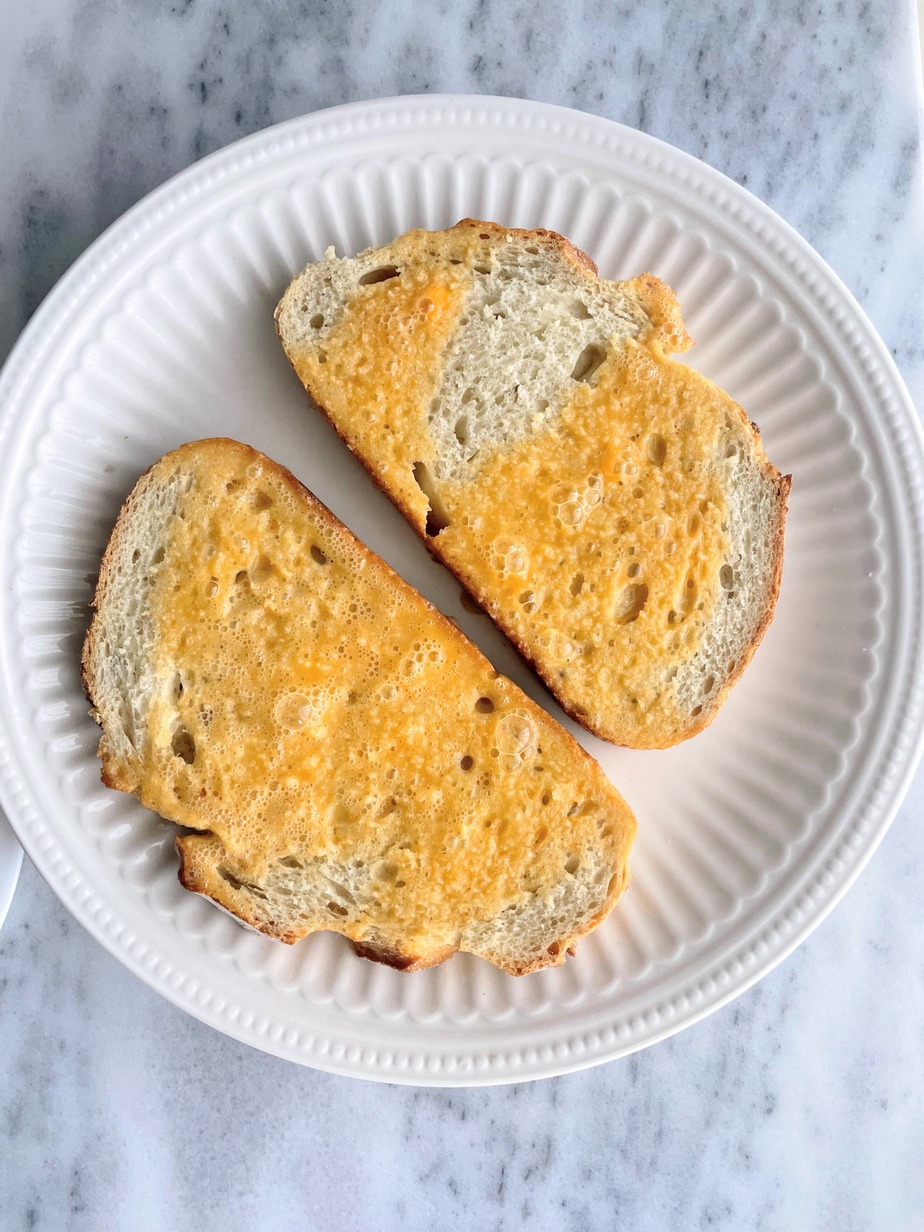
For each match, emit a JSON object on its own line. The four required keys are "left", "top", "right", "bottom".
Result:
{"left": 2, "top": 3, "right": 923, "bottom": 1229}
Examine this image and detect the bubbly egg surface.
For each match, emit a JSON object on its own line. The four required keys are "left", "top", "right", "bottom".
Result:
{"left": 139, "top": 446, "right": 632, "bottom": 943}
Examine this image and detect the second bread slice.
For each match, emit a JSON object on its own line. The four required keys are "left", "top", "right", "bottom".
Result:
{"left": 276, "top": 219, "right": 790, "bottom": 748}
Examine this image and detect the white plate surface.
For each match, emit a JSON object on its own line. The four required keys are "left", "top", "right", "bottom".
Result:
{"left": 0, "top": 96, "right": 922, "bottom": 1085}
{"left": 0, "top": 811, "right": 22, "bottom": 932}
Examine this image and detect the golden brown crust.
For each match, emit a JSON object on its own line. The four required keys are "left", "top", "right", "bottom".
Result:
{"left": 349, "top": 939, "right": 457, "bottom": 972}
{"left": 453, "top": 218, "right": 598, "bottom": 276}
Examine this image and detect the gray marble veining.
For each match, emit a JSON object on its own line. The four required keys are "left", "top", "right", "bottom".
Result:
{"left": 1, "top": 2, "right": 923, "bottom": 1229}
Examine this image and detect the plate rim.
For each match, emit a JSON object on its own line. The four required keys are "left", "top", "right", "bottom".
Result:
{"left": 1, "top": 93, "right": 922, "bottom": 1085}
{"left": 0, "top": 810, "right": 22, "bottom": 934}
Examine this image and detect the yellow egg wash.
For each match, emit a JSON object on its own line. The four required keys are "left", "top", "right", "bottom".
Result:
{"left": 288, "top": 256, "right": 473, "bottom": 528}
{"left": 436, "top": 341, "right": 729, "bottom": 732}
{"left": 290, "top": 247, "right": 729, "bottom": 739}
{"left": 140, "top": 452, "right": 628, "bottom": 945}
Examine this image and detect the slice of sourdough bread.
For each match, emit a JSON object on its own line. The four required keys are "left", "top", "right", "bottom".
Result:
{"left": 82, "top": 439, "right": 636, "bottom": 974}
{"left": 276, "top": 219, "right": 790, "bottom": 748}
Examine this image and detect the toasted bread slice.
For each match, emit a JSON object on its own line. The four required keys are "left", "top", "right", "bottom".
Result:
{"left": 276, "top": 220, "right": 790, "bottom": 748}
{"left": 82, "top": 439, "right": 636, "bottom": 974}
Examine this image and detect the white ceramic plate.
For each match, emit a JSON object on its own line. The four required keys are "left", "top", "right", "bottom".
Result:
{"left": 0, "top": 96, "right": 922, "bottom": 1085}
{"left": 0, "top": 811, "right": 22, "bottom": 932}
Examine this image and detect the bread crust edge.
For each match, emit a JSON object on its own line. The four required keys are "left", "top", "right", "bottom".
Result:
{"left": 175, "top": 833, "right": 631, "bottom": 976}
